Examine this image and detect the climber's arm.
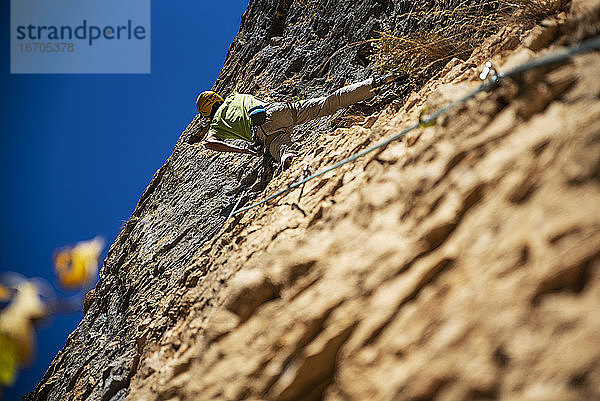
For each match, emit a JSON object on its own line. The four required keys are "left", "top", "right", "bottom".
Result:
{"left": 203, "top": 132, "right": 258, "bottom": 156}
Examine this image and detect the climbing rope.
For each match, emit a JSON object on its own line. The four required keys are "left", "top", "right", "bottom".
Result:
{"left": 229, "top": 35, "right": 600, "bottom": 218}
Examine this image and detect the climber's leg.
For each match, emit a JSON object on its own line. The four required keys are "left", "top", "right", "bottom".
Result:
{"left": 292, "top": 78, "right": 375, "bottom": 125}
{"left": 259, "top": 103, "right": 297, "bottom": 164}
{"left": 258, "top": 79, "right": 374, "bottom": 164}
{"left": 261, "top": 102, "right": 294, "bottom": 134}
{"left": 261, "top": 78, "right": 375, "bottom": 134}
{"left": 266, "top": 130, "right": 295, "bottom": 165}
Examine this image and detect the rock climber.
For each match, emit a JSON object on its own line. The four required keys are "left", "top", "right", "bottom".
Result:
{"left": 196, "top": 74, "right": 399, "bottom": 169}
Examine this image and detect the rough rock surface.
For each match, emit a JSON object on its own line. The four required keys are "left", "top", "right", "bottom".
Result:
{"left": 29, "top": 1, "right": 600, "bottom": 400}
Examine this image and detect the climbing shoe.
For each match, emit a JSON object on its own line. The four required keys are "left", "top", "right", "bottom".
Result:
{"left": 281, "top": 152, "right": 296, "bottom": 171}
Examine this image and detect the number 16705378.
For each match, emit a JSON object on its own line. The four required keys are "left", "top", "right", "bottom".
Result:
{"left": 20, "top": 42, "right": 74, "bottom": 53}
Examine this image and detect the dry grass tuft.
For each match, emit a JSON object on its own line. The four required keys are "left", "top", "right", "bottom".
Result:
{"left": 371, "top": 0, "right": 566, "bottom": 83}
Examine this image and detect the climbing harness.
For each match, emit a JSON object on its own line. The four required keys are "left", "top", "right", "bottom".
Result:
{"left": 218, "top": 35, "right": 600, "bottom": 224}
{"left": 249, "top": 105, "right": 267, "bottom": 126}
{"left": 249, "top": 105, "right": 268, "bottom": 156}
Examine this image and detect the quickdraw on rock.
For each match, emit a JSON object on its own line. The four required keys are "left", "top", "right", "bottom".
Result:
{"left": 297, "top": 165, "right": 312, "bottom": 203}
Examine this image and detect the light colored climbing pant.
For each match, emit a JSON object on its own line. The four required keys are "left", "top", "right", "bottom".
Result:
{"left": 257, "top": 78, "right": 375, "bottom": 163}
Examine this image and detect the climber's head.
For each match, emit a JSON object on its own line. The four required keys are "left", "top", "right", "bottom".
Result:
{"left": 196, "top": 91, "right": 224, "bottom": 118}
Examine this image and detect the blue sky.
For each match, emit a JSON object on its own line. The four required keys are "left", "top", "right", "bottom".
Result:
{"left": 0, "top": 1, "right": 250, "bottom": 398}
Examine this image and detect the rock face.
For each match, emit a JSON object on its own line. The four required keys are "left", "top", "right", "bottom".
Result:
{"left": 29, "top": 1, "right": 600, "bottom": 400}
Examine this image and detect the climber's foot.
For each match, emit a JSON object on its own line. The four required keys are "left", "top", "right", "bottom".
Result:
{"left": 282, "top": 153, "right": 296, "bottom": 171}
